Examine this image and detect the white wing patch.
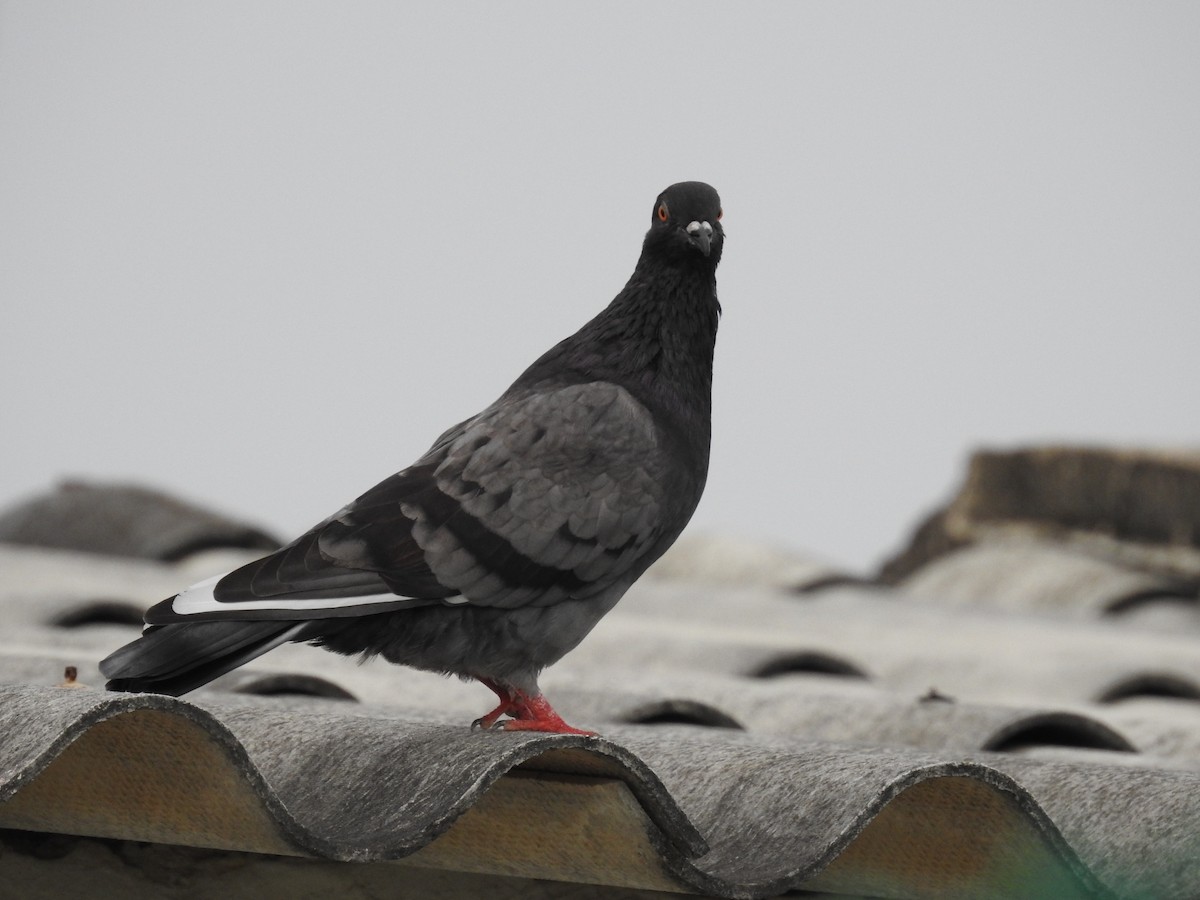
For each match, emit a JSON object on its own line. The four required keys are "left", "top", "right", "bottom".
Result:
{"left": 169, "top": 572, "right": 427, "bottom": 616}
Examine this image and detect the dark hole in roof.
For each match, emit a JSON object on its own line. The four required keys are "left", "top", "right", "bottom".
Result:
{"left": 919, "top": 688, "right": 956, "bottom": 704}
{"left": 791, "top": 574, "right": 881, "bottom": 594}
{"left": 983, "top": 714, "right": 1136, "bottom": 754}
{"left": 50, "top": 601, "right": 145, "bottom": 628}
{"left": 1097, "top": 673, "right": 1200, "bottom": 704}
{"left": 1104, "top": 588, "right": 1199, "bottom": 616}
{"left": 623, "top": 700, "right": 743, "bottom": 730}
{"left": 232, "top": 674, "right": 357, "bottom": 701}
{"left": 752, "top": 651, "right": 869, "bottom": 680}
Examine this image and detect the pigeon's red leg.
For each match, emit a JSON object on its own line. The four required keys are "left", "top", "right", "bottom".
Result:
{"left": 499, "top": 690, "right": 597, "bottom": 736}
{"left": 472, "top": 678, "right": 516, "bottom": 731}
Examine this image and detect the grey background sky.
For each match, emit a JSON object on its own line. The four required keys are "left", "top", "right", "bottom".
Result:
{"left": 2, "top": 3, "right": 1198, "bottom": 570}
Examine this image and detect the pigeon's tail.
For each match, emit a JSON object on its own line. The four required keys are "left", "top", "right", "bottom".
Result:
{"left": 100, "top": 618, "right": 313, "bottom": 696}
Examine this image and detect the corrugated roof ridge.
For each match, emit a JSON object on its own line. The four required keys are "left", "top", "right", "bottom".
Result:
{"left": 5, "top": 683, "right": 1183, "bottom": 897}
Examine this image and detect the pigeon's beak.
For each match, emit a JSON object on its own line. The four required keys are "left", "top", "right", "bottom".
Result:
{"left": 685, "top": 220, "right": 714, "bottom": 257}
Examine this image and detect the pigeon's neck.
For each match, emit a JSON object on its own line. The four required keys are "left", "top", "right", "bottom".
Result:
{"left": 521, "top": 255, "right": 720, "bottom": 433}
{"left": 607, "top": 257, "right": 720, "bottom": 395}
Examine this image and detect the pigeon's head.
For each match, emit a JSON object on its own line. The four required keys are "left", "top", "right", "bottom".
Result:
{"left": 645, "top": 181, "right": 723, "bottom": 267}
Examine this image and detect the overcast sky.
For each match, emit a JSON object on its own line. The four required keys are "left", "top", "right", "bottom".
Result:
{"left": 2, "top": 3, "right": 1198, "bottom": 570}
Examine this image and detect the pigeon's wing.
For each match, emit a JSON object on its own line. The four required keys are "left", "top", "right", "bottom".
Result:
{"left": 438, "top": 381, "right": 666, "bottom": 606}
{"left": 328, "top": 381, "right": 668, "bottom": 609}
{"left": 145, "top": 382, "right": 665, "bottom": 623}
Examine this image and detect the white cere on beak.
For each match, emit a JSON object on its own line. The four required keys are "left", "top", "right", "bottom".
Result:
{"left": 686, "top": 220, "right": 714, "bottom": 236}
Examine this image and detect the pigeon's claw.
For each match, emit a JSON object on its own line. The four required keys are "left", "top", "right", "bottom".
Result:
{"left": 473, "top": 678, "right": 517, "bottom": 731}
{"left": 473, "top": 679, "right": 596, "bottom": 735}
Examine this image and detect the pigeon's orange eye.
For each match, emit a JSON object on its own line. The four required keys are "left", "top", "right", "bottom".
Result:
{"left": 656, "top": 203, "right": 669, "bottom": 222}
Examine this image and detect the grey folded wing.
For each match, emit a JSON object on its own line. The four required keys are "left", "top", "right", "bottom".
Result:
{"left": 199, "top": 381, "right": 671, "bottom": 619}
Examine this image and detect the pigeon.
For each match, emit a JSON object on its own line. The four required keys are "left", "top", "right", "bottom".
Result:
{"left": 100, "top": 181, "right": 724, "bottom": 735}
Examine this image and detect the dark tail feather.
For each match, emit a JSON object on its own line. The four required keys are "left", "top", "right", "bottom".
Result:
{"left": 100, "top": 620, "right": 312, "bottom": 696}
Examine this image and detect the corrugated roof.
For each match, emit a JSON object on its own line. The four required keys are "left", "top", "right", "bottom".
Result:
{"left": 0, "top": 481, "right": 281, "bottom": 562}
{"left": 3, "top": 455, "right": 1200, "bottom": 898}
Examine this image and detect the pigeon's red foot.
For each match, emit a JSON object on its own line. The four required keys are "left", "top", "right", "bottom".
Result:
{"left": 498, "top": 693, "right": 597, "bottom": 736}
{"left": 472, "top": 680, "right": 596, "bottom": 736}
